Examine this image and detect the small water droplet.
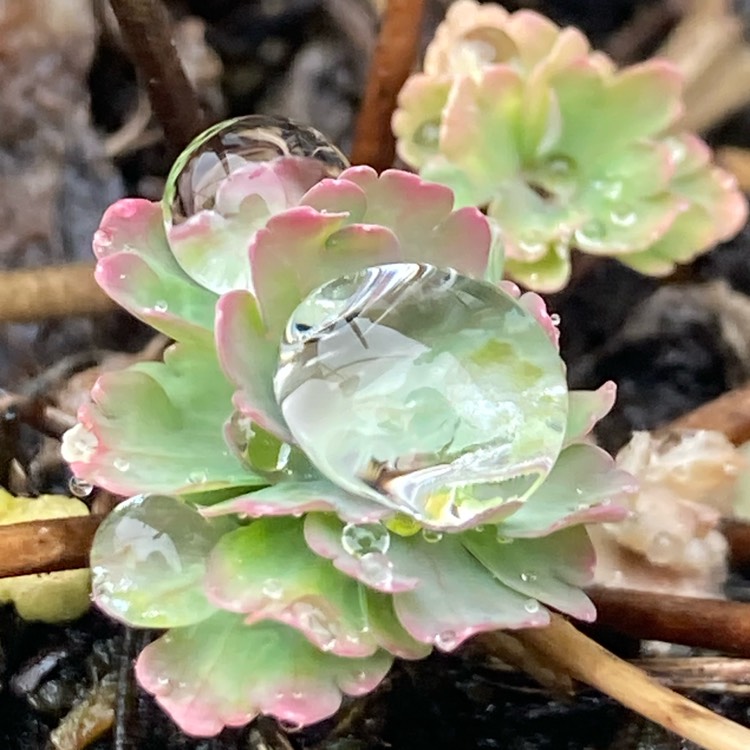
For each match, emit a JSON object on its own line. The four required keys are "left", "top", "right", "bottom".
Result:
{"left": 550, "top": 313, "right": 561, "bottom": 326}
{"left": 422, "top": 529, "right": 443, "bottom": 543}
{"left": 574, "top": 219, "right": 607, "bottom": 246}
{"left": 69, "top": 477, "right": 93, "bottom": 498}
{"left": 291, "top": 690, "right": 303, "bottom": 699}
{"left": 341, "top": 523, "right": 390, "bottom": 557}
{"left": 434, "top": 630, "right": 458, "bottom": 650}
{"left": 188, "top": 470, "right": 207, "bottom": 484}
{"left": 592, "top": 178, "right": 623, "bottom": 201}
{"left": 496, "top": 532, "right": 514, "bottom": 544}
{"left": 153, "top": 300, "right": 168, "bottom": 313}
{"left": 413, "top": 120, "right": 440, "bottom": 148}
{"left": 359, "top": 552, "right": 394, "bottom": 588}
{"left": 262, "top": 579, "right": 284, "bottom": 600}
{"left": 113, "top": 458, "right": 130, "bottom": 472}
{"left": 524, "top": 598, "right": 541, "bottom": 613}
{"left": 520, "top": 571, "right": 538, "bottom": 583}
{"left": 610, "top": 206, "right": 638, "bottom": 227}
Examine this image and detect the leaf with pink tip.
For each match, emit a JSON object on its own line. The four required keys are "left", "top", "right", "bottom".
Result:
{"left": 93, "top": 198, "right": 216, "bottom": 342}
{"left": 387, "top": 533, "right": 551, "bottom": 650}
{"left": 202, "top": 480, "right": 390, "bottom": 524}
{"left": 304, "top": 514, "right": 420, "bottom": 594}
{"left": 498, "top": 444, "right": 635, "bottom": 538}
{"left": 305, "top": 167, "right": 493, "bottom": 278}
{"left": 215, "top": 289, "right": 291, "bottom": 441}
{"left": 205, "top": 517, "right": 376, "bottom": 657}
{"left": 250, "top": 206, "right": 400, "bottom": 334}
{"left": 564, "top": 383, "right": 616, "bottom": 446}
{"left": 136, "top": 613, "right": 393, "bottom": 736}
{"left": 64, "top": 343, "right": 264, "bottom": 496}
{"left": 462, "top": 525, "right": 597, "bottom": 621}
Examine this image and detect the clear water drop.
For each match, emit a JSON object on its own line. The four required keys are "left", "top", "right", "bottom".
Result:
{"left": 496, "top": 532, "right": 514, "bottom": 544}
{"left": 434, "top": 630, "right": 458, "bottom": 650}
{"left": 90, "top": 494, "right": 221, "bottom": 627}
{"left": 188, "top": 470, "right": 207, "bottom": 485}
{"left": 341, "top": 523, "right": 390, "bottom": 557}
{"left": 457, "top": 27, "right": 518, "bottom": 67}
{"left": 524, "top": 598, "right": 541, "bottom": 614}
{"left": 421, "top": 529, "right": 443, "bottom": 543}
{"left": 153, "top": 300, "right": 168, "bottom": 313}
{"left": 262, "top": 579, "right": 284, "bottom": 600}
{"left": 549, "top": 313, "right": 561, "bottom": 326}
{"left": 520, "top": 571, "right": 538, "bottom": 583}
{"left": 290, "top": 600, "right": 337, "bottom": 651}
{"left": 274, "top": 263, "right": 568, "bottom": 529}
{"left": 69, "top": 477, "right": 93, "bottom": 498}
{"left": 163, "top": 115, "right": 348, "bottom": 228}
{"left": 359, "top": 552, "right": 394, "bottom": 588}
{"left": 610, "top": 206, "right": 638, "bottom": 227}
{"left": 61, "top": 423, "right": 99, "bottom": 464}
{"left": 574, "top": 219, "right": 607, "bottom": 247}
{"left": 113, "top": 458, "right": 130, "bottom": 473}
{"left": 413, "top": 120, "right": 440, "bottom": 149}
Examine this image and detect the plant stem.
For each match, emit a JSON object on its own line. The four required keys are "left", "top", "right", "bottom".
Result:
{"left": 350, "top": 0, "right": 426, "bottom": 170}
{"left": 0, "top": 263, "right": 115, "bottom": 322}
{"left": 0, "top": 515, "right": 104, "bottom": 578}
{"left": 587, "top": 586, "right": 750, "bottom": 656}
{"left": 493, "top": 615, "right": 750, "bottom": 750}
{"left": 109, "top": 0, "right": 204, "bottom": 154}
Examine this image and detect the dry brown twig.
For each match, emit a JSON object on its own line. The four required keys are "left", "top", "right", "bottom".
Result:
{"left": 350, "top": 0, "right": 426, "bottom": 170}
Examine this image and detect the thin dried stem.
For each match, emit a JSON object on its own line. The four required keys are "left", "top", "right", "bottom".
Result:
{"left": 0, "top": 515, "right": 104, "bottom": 578}
{"left": 587, "top": 586, "right": 750, "bottom": 657}
{"left": 109, "top": 0, "right": 204, "bottom": 154}
{"left": 491, "top": 614, "right": 750, "bottom": 750}
{"left": 350, "top": 0, "right": 426, "bottom": 170}
{"left": 664, "top": 382, "right": 750, "bottom": 445}
{"left": 0, "top": 264, "right": 116, "bottom": 322}
{"left": 634, "top": 656, "right": 750, "bottom": 694}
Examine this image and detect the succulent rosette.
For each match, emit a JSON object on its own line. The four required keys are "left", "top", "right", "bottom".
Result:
{"left": 392, "top": 0, "right": 748, "bottom": 291}
{"left": 63, "top": 117, "right": 635, "bottom": 736}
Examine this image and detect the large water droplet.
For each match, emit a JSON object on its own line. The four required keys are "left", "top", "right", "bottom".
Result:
{"left": 341, "top": 523, "right": 391, "bottom": 557}
{"left": 90, "top": 494, "right": 221, "bottom": 627}
{"left": 434, "top": 630, "right": 458, "bottom": 650}
{"left": 163, "top": 115, "right": 348, "bottom": 227}
{"left": 274, "top": 263, "right": 568, "bottom": 529}
{"left": 457, "top": 27, "right": 518, "bottom": 68}
{"left": 358, "top": 552, "right": 394, "bottom": 588}
{"left": 421, "top": 529, "right": 443, "bottom": 543}
{"left": 574, "top": 219, "right": 607, "bottom": 248}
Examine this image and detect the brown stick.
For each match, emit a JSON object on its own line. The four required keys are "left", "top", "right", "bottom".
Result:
{"left": 587, "top": 586, "right": 750, "bottom": 657}
{"left": 109, "top": 0, "right": 204, "bottom": 154}
{"left": 0, "top": 264, "right": 116, "bottom": 322}
{"left": 0, "top": 515, "right": 104, "bottom": 578}
{"left": 350, "top": 0, "right": 426, "bottom": 171}
{"left": 505, "top": 615, "right": 750, "bottom": 750}
{"left": 665, "top": 382, "right": 750, "bottom": 446}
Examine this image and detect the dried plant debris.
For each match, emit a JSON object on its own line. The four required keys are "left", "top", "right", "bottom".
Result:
{"left": 570, "top": 282, "right": 750, "bottom": 451}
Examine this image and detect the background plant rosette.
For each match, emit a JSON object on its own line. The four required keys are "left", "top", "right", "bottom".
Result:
{"left": 62, "top": 139, "right": 635, "bottom": 736}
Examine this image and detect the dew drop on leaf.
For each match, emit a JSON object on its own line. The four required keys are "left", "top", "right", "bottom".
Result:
{"left": 341, "top": 523, "right": 390, "bottom": 557}
{"left": 275, "top": 263, "right": 568, "bottom": 529}
{"left": 524, "top": 598, "right": 541, "bottom": 614}
{"left": 163, "top": 115, "right": 348, "bottom": 228}
{"left": 69, "top": 477, "right": 93, "bottom": 498}
{"left": 434, "top": 630, "right": 458, "bottom": 650}
{"left": 90, "top": 494, "right": 221, "bottom": 627}
{"left": 413, "top": 120, "right": 441, "bottom": 148}
{"left": 421, "top": 529, "right": 443, "bottom": 543}
{"left": 113, "top": 458, "right": 130, "bottom": 473}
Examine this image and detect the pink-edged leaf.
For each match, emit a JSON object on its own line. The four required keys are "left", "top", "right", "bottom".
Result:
{"left": 136, "top": 613, "right": 393, "bottom": 736}
{"left": 205, "top": 517, "right": 376, "bottom": 657}
{"left": 202, "top": 480, "right": 390, "bottom": 524}
{"left": 63, "top": 343, "right": 264, "bottom": 496}
{"left": 564, "top": 383, "right": 617, "bottom": 446}
{"left": 387, "top": 532, "right": 550, "bottom": 650}
{"left": 304, "top": 514, "right": 419, "bottom": 594}
{"left": 215, "top": 289, "right": 291, "bottom": 441}
{"left": 499, "top": 444, "right": 636, "bottom": 538}
{"left": 462, "top": 525, "right": 597, "bottom": 621}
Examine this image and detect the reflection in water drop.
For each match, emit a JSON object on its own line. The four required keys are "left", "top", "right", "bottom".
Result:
{"left": 341, "top": 523, "right": 390, "bottom": 557}
{"left": 69, "top": 477, "right": 93, "bottom": 498}
{"left": 413, "top": 120, "right": 441, "bottom": 149}
{"left": 275, "top": 263, "right": 568, "bottom": 529}
{"left": 163, "top": 115, "right": 348, "bottom": 227}
{"left": 90, "top": 494, "right": 221, "bottom": 627}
